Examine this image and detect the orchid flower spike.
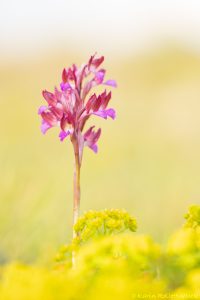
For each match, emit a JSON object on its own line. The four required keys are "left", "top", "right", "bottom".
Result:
{"left": 38, "top": 54, "right": 117, "bottom": 163}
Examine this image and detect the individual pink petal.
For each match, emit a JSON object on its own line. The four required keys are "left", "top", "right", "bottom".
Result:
{"left": 84, "top": 127, "right": 101, "bottom": 153}
{"left": 89, "top": 55, "right": 104, "bottom": 69}
{"left": 50, "top": 105, "right": 63, "bottom": 120}
{"left": 85, "top": 94, "right": 97, "bottom": 112}
{"left": 38, "top": 105, "right": 47, "bottom": 115}
{"left": 91, "top": 128, "right": 101, "bottom": 145}
{"left": 93, "top": 108, "right": 116, "bottom": 120}
{"left": 59, "top": 130, "right": 71, "bottom": 141}
{"left": 41, "top": 120, "right": 51, "bottom": 134}
{"left": 104, "top": 79, "right": 117, "bottom": 88}
{"left": 92, "top": 94, "right": 103, "bottom": 112}
{"left": 100, "top": 91, "right": 112, "bottom": 109}
{"left": 105, "top": 108, "right": 116, "bottom": 119}
{"left": 90, "top": 144, "right": 98, "bottom": 153}
{"left": 54, "top": 87, "right": 62, "bottom": 101}
{"left": 60, "top": 82, "right": 72, "bottom": 92}
{"left": 68, "top": 65, "right": 77, "bottom": 82}
{"left": 42, "top": 90, "right": 57, "bottom": 105}
{"left": 84, "top": 126, "right": 95, "bottom": 140}
{"left": 41, "top": 111, "right": 58, "bottom": 126}
{"left": 95, "top": 69, "right": 105, "bottom": 84}
{"left": 62, "top": 68, "right": 68, "bottom": 83}
{"left": 60, "top": 115, "right": 69, "bottom": 131}
{"left": 93, "top": 110, "right": 107, "bottom": 119}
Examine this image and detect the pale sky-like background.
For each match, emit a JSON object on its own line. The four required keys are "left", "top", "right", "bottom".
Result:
{"left": 1, "top": 0, "right": 200, "bottom": 60}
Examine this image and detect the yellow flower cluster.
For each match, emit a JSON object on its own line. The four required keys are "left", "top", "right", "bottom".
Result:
{"left": 0, "top": 206, "right": 200, "bottom": 299}
{"left": 74, "top": 209, "right": 137, "bottom": 244}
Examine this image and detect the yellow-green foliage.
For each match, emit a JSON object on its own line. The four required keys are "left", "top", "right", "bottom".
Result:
{"left": 185, "top": 205, "right": 200, "bottom": 229}
{"left": 0, "top": 206, "right": 200, "bottom": 299}
{"left": 74, "top": 234, "right": 161, "bottom": 277}
{"left": 167, "top": 205, "right": 200, "bottom": 272}
{"left": 174, "top": 269, "right": 200, "bottom": 297}
{"left": 0, "top": 263, "right": 72, "bottom": 300}
{"left": 0, "top": 235, "right": 165, "bottom": 300}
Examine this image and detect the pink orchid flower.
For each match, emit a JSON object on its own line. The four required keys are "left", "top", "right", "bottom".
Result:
{"left": 38, "top": 54, "right": 116, "bottom": 162}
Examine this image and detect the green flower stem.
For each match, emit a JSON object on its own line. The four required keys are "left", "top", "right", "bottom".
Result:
{"left": 73, "top": 139, "right": 81, "bottom": 240}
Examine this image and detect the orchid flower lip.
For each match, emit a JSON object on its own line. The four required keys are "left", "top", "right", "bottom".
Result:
{"left": 38, "top": 105, "right": 47, "bottom": 115}
{"left": 83, "top": 126, "right": 101, "bottom": 153}
{"left": 60, "top": 82, "right": 72, "bottom": 92}
{"left": 59, "top": 130, "right": 71, "bottom": 141}
{"left": 39, "top": 53, "right": 116, "bottom": 154}
{"left": 90, "top": 144, "right": 98, "bottom": 153}
{"left": 41, "top": 120, "right": 51, "bottom": 134}
{"left": 92, "top": 108, "right": 116, "bottom": 120}
{"left": 103, "top": 79, "right": 117, "bottom": 88}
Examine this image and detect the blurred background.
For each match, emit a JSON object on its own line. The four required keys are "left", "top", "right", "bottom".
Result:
{"left": 1, "top": 0, "right": 200, "bottom": 263}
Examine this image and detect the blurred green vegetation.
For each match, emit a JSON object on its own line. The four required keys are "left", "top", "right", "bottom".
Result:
{"left": 1, "top": 45, "right": 200, "bottom": 263}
